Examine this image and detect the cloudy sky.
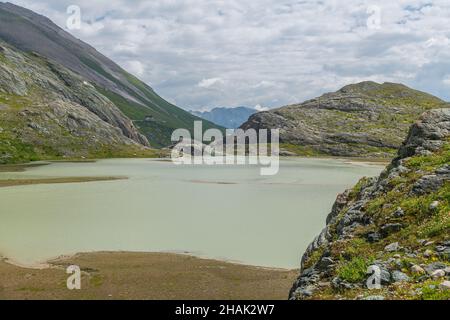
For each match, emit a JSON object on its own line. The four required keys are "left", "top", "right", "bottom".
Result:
{"left": 7, "top": 0, "right": 450, "bottom": 110}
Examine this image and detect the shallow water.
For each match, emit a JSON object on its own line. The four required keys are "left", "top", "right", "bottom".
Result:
{"left": 0, "top": 158, "right": 384, "bottom": 268}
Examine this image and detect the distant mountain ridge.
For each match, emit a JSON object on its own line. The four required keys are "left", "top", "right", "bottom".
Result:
{"left": 191, "top": 106, "right": 257, "bottom": 129}
{"left": 0, "top": 2, "right": 219, "bottom": 148}
{"left": 241, "top": 81, "right": 449, "bottom": 158}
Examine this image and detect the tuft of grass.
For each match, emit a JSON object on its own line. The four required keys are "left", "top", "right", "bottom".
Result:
{"left": 337, "top": 257, "right": 372, "bottom": 283}
{"left": 406, "top": 141, "right": 450, "bottom": 172}
{"left": 303, "top": 246, "right": 326, "bottom": 270}
{"left": 421, "top": 282, "right": 450, "bottom": 300}
{"left": 348, "top": 177, "right": 372, "bottom": 201}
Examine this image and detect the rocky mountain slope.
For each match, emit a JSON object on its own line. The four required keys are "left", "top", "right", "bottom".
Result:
{"left": 0, "top": 40, "right": 154, "bottom": 163}
{"left": 191, "top": 106, "right": 256, "bottom": 129}
{"left": 241, "top": 82, "right": 448, "bottom": 158}
{"left": 0, "top": 3, "right": 218, "bottom": 148}
{"left": 290, "top": 108, "right": 450, "bottom": 300}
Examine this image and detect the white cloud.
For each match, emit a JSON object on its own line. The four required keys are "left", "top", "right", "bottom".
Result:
{"left": 198, "top": 77, "right": 224, "bottom": 88}
{"left": 7, "top": 0, "right": 450, "bottom": 111}
{"left": 443, "top": 75, "right": 450, "bottom": 86}
{"left": 121, "top": 60, "right": 145, "bottom": 77}
{"left": 254, "top": 104, "right": 269, "bottom": 111}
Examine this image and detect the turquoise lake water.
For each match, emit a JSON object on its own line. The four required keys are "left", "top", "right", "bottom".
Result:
{"left": 0, "top": 158, "right": 384, "bottom": 268}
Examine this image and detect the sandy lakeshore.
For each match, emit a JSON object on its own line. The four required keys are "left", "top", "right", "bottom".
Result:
{"left": 0, "top": 252, "right": 298, "bottom": 300}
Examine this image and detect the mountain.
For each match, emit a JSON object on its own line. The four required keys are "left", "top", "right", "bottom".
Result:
{"left": 290, "top": 108, "right": 450, "bottom": 300}
{"left": 241, "top": 81, "right": 449, "bottom": 158}
{"left": 191, "top": 106, "right": 257, "bottom": 129}
{"left": 0, "top": 2, "right": 219, "bottom": 150}
{"left": 0, "top": 39, "right": 150, "bottom": 164}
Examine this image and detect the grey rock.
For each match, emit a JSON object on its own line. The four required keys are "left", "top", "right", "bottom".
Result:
{"left": 363, "top": 295, "right": 385, "bottom": 300}
{"left": 317, "top": 257, "right": 335, "bottom": 271}
{"left": 294, "top": 286, "right": 315, "bottom": 298}
{"left": 331, "top": 277, "right": 356, "bottom": 291}
{"left": 380, "top": 223, "right": 403, "bottom": 237}
{"left": 436, "top": 165, "right": 450, "bottom": 174}
{"left": 326, "top": 190, "right": 351, "bottom": 225}
{"left": 384, "top": 242, "right": 400, "bottom": 252}
{"left": 300, "top": 227, "right": 330, "bottom": 270}
{"left": 425, "top": 262, "right": 447, "bottom": 275}
{"left": 412, "top": 175, "right": 446, "bottom": 195}
{"left": 366, "top": 232, "right": 381, "bottom": 243}
{"left": 431, "top": 270, "right": 446, "bottom": 279}
{"left": 392, "top": 271, "right": 410, "bottom": 282}
{"left": 438, "top": 247, "right": 450, "bottom": 260}
{"left": 429, "top": 201, "right": 440, "bottom": 210}
{"left": 440, "top": 281, "right": 450, "bottom": 290}
{"left": 397, "top": 109, "right": 450, "bottom": 159}
{"left": 411, "top": 265, "right": 425, "bottom": 274}
{"left": 392, "top": 207, "right": 405, "bottom": 218}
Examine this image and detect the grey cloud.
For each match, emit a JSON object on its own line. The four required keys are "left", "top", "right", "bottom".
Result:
{"left": 7, "top": 0, "right": 450, "bottom": 110}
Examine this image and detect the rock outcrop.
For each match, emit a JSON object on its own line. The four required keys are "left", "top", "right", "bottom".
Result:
{"left": 241, "top": 82, "right": 449, "bottom": 158}
{"left": 290, "top": 109, "right": 450, "bottom": 300}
